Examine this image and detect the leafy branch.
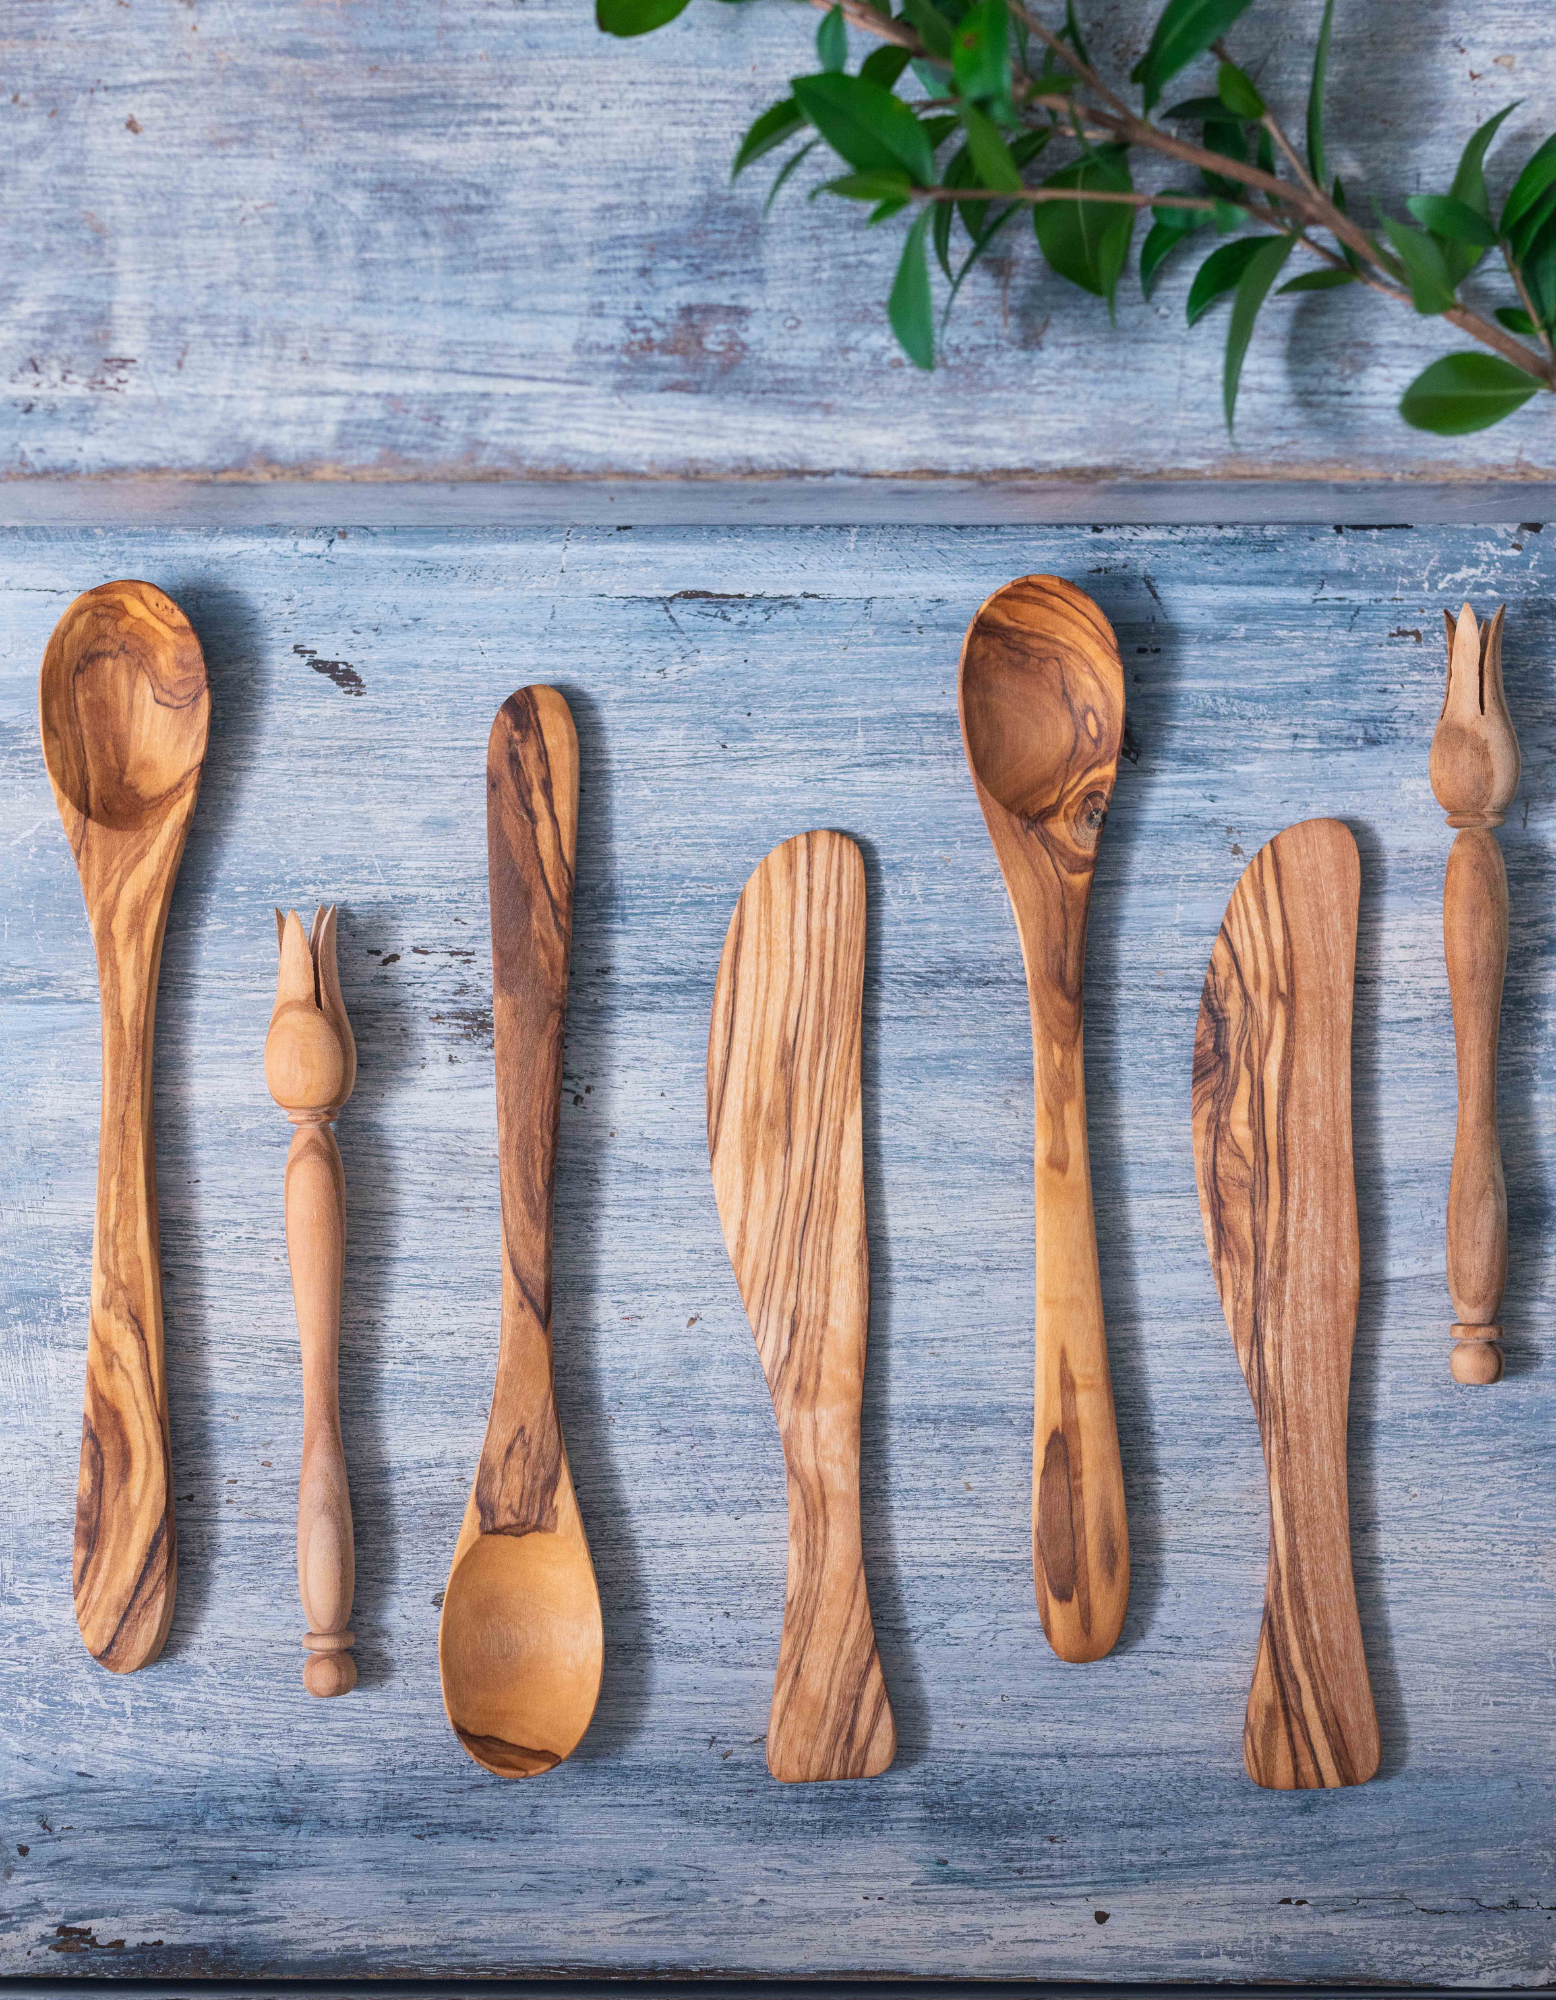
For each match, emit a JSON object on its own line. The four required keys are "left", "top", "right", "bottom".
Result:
{"left": 598, "top": 0, "right": 1556, "bottom": 434}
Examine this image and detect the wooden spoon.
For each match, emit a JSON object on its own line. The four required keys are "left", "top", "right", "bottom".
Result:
{"left": 438, "top": 687, "right": 603, "bottom": 1777}
{"left": 1191, "top": 818, "right": 1380, "bottom": 1789}
{"left": 38, "top": 579, "right": 209, "bottom": 1673}
{"left": 707, "top": 829, "right": 896, "bottom": 1783}
{"left": 957, "top": 576, "right": 1129, "bottom": 1664}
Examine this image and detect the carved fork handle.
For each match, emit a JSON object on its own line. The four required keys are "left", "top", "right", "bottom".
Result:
{"left": 1444, "top": 828, "right": 1509, "bottom": 1386}
{"left": 285, "top": 1118, "right": 357, "bottom": 1692}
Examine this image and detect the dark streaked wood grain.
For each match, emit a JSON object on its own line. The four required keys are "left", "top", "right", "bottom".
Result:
{"left": 1192, "top": 817, "right": 1379, "bottom": 1791}
{"left": 708, "top": 829, "right": 895, "bottom": 1783}
{"left": 438, "top": 686, "right": 602, "bottom": 1778}
{"left": 38, "top": 579, "right": 209, "bottom": 1673}
{"left": 959, "top": 576, "right": 1129, "bottom": 1664}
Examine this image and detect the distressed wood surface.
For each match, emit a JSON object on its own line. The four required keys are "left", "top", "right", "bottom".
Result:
{"left": 0, "top": 523, "right": 1553, "bottom": 1984}
{"left": 5, "top": 1, "right": 1556, "bottom": 487}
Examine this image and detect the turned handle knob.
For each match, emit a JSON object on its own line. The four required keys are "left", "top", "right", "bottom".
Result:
{"left": 1430, "top": 604, "right": 1517, "bottom": 1386}
{"left": 265, "top": 905, "right": 360, "bottom": 1689}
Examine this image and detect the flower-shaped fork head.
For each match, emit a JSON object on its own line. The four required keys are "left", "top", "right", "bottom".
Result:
{"left": 264, "top": 905, "right": 357, "bottom": 1123}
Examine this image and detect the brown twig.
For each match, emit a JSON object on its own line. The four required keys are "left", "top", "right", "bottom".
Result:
{"left": 1504, "top": 245, "right": 1556, "bottom": 364}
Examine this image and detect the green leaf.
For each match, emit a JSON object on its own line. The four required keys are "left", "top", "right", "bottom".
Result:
{"left": 1216, "top": 60, "right": 1263, "bottom": 118}
{"left": 1032, "top": 143, "right": 1135, "bottom": 314}
{"left": 820, "top": 168, "right": 915, "bottom": 200}
{"left": 889, "top": 208, "right": 936, "bottom": 368}
{"left": 792, "top": 72, "right": 936, "bottom": 184}
{"left": 1140, "top": 194, "right": 1208, "bottom": 296}
{"left": 1223, "top": 231, "right": 1295, "bottom": 430}
{"left": 1382, "top": 217, "right": 1458, "bottom": 313}
{"left": 860, "top": 44, "right": 913, "bottom": 87}
{"left": 1063, "top": 0, "right": 1092, "bottom": 66}
{"left": 1452, "top": 102, "right": 1518, "bottom": 219}
{"left": 1399, "top": 352, "right": 1542, "bottom": 435}
{"left": 1185, "top": 233, "right": 1266, "bottom": 324}
{"left": 1495, "top": 304, "right": 1537, "bottom": 335}
{"left": 817, "top": 4, "right": 847, "bottom": 71}
{"left": 1130, "top": 0, "right": 1256, "bottom": 114}
{"left": 1501, "top": 132, "right": 1556, "bottom": 238}
{"left": 1277, "top": 265, "right": 1356, "bottom": 293}
{"left": 765, "top": 137, "right": 819, "bottom": 212}
{"left": 596, "top": 0, "right": 690, "bottom": 32}
{"left": 1255, "top": 123, "right": 1274, "bottom": 176}
{"left": 900, "top": 0, "right": 955, "bottom": 56}
{"left": 1163, "top": 94, "right": 1227, "bottom": 120}
{"left": 961, "top": 102, "right": 1022, "bottom": 191}
{"left": 1407, "top": 194, "right": 1499, "bottom": 247}
{"left": 733, "top": 98, "right": 805, "bottom": 180}
{"left": 1508, "top": 182, "right": 1556, "bottom": 264}
{"left": 1306, "top": 0, "right": 1334, "bottom": 186}
{"left": 869, "top": 195, "right": 911, "bottom": 223}
{"left": 1519, "top": 217, "right": 1556, "bottom": 331}
{"left": 952, "top": 0, "right": 1011, "bottom": 106}
{"left": 944, "top": 201, "right": 1021, "bottom": 321}
{"left": 1141, "top": 215, "right": 1208, "bottom": 295}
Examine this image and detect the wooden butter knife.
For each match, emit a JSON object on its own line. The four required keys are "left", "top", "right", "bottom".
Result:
{"left": 1192, "top": 817, "right": 1380, "bottom": 1789}
{"left": 708, "top": 830, "right": 896, "bottom": 1783}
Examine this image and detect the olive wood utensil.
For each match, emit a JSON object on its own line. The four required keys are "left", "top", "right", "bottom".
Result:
{"left": 438, "top": 687, "right": 602, "bottom": 1777}
{"left": 1430, "top": 602, "right": 1518, "bottom": 1386}
{"left": 957, "top": 575, "right": 1129, "bottom": 1665}
{"left": 265, "top": 904, "right": 358, "bottom": 1696}
{"left": 39, "top": 580, "right": 209, "bottom": 1673}
{"left": 1192, "top": 817, "right": 1380, "bottom": 1790}
{"left": 707, "top": 829, "right": 896, "bottom": 1783}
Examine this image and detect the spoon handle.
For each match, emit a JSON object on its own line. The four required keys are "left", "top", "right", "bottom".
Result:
{"left": 77, "top": 924, "right": 177, "bottom": 1672}
{"left": 477, "top": 687, "right": 578, "bottom": 1533}
{"left": 1028, "top": 1002, "right": 1130, "bottom": 1664}
{"left": 285, "top": 1118, "right": 356, "bottom": 1694}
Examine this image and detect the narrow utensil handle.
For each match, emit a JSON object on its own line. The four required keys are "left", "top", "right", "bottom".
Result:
{"left": 477, "top": 687, "right": 578, "bottom": 1534}
{"left": 1443, "top": 827, "right": 1508, "bottom": 1385}
{"left": 1245, "top": 1405, "right": 1380, "bottom": 1789}
{"left": 76, "top": 942, "right": 176, "bottom": 1672}
{"left": 285, "top": 1119, "right": 356, "bottom": 1695}
{"left": 1030, "top": 1023, "right": 1129, "bottom": 1663}
{"left": 768, "top": 1422, "right": 895, "bottom": 1784}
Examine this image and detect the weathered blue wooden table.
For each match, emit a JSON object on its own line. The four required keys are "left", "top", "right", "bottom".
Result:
{"left": 1, "top": 524, "right": 1551, "bottom": 1986}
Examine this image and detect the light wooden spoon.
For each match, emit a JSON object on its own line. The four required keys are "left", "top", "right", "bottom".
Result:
{"left": 39, "top": 580, "right": 210, "bottom": 1673}
{"left": 958, "top": 576, "right": 1129, "bottom": 1664}
{"left": 438, "top": 687, "right": 603, "bottom": 1777}
{"left": 1192, "top": 818, "right": 1379, "bottom": 1789}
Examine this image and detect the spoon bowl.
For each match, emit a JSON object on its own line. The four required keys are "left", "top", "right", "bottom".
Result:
{"left": 41, "top": 583, "right": 208, "bottom": 835}
{"left": 958, "top": 575, "right": 1129, "bottom": 1664}
{"left": 39, "top": 580, "right": 209, "bottom": 1672}
{"left": 440, "top": 1496, "right": 604, "bottom": 1777}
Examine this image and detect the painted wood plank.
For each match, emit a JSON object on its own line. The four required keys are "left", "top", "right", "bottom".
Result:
{"left": 4, "top": 2, "right": 1556, "bottom": 485}
{"left": 0, "top": 523, "right": 1552, "bottom": 1985}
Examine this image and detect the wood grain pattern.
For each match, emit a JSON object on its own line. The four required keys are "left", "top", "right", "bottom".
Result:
{"left": 708, "top": 830, "right": 895, "bottom": 1783}
{"left": 1431, "top": 603, "right": 1519, "bottom": 1386}
{"left": 264, "top": 904, "right": 358, "bottom": 1696}
{"left": 1192, "top": 818, "right": 1379, "bottom": 1791}
{"left": 3, "top": 525, "right": 1554, "bottom": 1986}
{"left": 438, "top": 686, "right": 602, "bottom": 1777}
{"left": 5, "top": 2, "right": 1556, "bottom": 487}
{"left": 958, "top": 576, "right": 1128, "bottom": 1664}
{"left": 37, "top": 579, "right": 208, "bottom": 1673}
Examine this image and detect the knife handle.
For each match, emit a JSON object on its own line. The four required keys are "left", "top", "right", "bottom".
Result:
{"left": 1443, "top": 827, "right": 1508, "bottom": 1386}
